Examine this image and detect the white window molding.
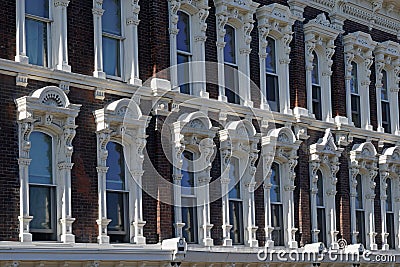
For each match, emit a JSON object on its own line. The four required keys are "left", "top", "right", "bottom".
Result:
{"left": 219, "top": 120, "right": 259, "bottom": 247}
{"left": 343, "top": 31, "right": 377, "bottom": 130}
{"left": 168, "top": 0, "right": 210, "bottom": 97}
{"left": 15, "top": 0, "right": 71, "bottom": 71}
{"left": 93, "top": 98, "right": 150, "bottom": 244}
{"left": 15, "top": 86, "right": 81, "bottom": 243}
{"left": 262, "top": 127, "right": 302, "bottom": 248}
{"left": 309, "top": 128, "right": 343, "bottom": 249}
{"left": 374, "top": 41, "right": 400, "bottom": 134}
{"left": 214, "top": 0, "right": 259, "bottom": 107}
{"left": 256, "top": 4, "right": 295, "bottom": 114}
{"left": 304, "top": 13, "right": 340, "bottom": 122}
{"left": 349, "top": 142, "right": 378, "bottom": 250}
{"left": 171, "top": 112, "right": 217, "bottom": 246}
{"left": 92, "top": 0, "right": 142, "bottom": 86}
{"left": 379, "top": 146, "right": 400, "bottom": 250}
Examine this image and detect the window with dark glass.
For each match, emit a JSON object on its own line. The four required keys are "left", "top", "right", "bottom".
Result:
{"left": 106, "top": 141, "right": 129, "bottom": 242}
{"left": 386, "top": 178, "right": 395, "bottom": 249}
{"left": 355, "top": 175, "right": 366, "bottom": 246}
{"left": 270, "top": 162, "right": 284, "bottom": 246}
{"left": 224, "top": 25, "right": 240, "bottom": 104}
{"left": 350, "top": 62, "right": 361, "bottom": 128}
{"left": 102, "top": 0, "right": 123, "bottom": 77}
{"left": 229, "top": 157, "right": 243, "bottom": 244}
{"left": 177, "top": 11, "right": 192, "bottom": 95}
{"left": 181, "top": 151, "right": 197, "bottom": 243}
{"left": 316, "top": 170, "right": 326, "bottom": 244}
{"left": 381, "top": 70, "right": 391, "bottom": 133}
{"left": 311, "top": 52, "right": 322, "bottom": 120}
{"left": 29, "top": 131, "right": 56, "bottom": 241}
{"left": 266, "top": 38, "right": 279, "bottom": 112}
{"left": 25, "top": 0, "right": 51, "bottom": 66}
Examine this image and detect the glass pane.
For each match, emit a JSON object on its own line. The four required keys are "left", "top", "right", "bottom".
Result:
{"left": 102, "top": 0, "right": 121, "bottom": 35}
{"left": 350, "top": 62, "right": 358, "bottom": 94}
{"left": 229, "top": 200, "right": 243, "bottom": 244}
{"left": 317, "top": 208, "right": 326, "bottom": 244}
{"left": 177, "top": 54, "right": 191, "bottom": 94}
{"left": 26, "top": 0, "right": 49, "bottom": 18}
{"left": 316, "top": 170, "right": 324, "bottom": 207}
{"left": 228, "top": 158, "right": 240, "bottom": 199}
{"left": 356, "top": 210, "right": 366, "bottom": 246}
{"left": 224, "top": 25, "right": 236, "bottom": 64}
{"left": 386, "top": 179, "right": 393, "bottom": 212}
{"left": 270, "top": 163, "right": 281, "bottom": 203}
{"left": 271, "top": 204, "right": 284, "bottom": 246}
{"left": 266, "top": 38, "right": 276, "bottom": 73}
{"left": 312, "top": 52, "right": 319, "bottom": 85}
{"left": 29, "top": 185, "right": 52, "bottom": 230}
{"left": 381, "top": 70, "right": 388, "bottom": 101}
{"left": 382, "top": 102, "right": 391, "bottom": 133}
{"left": 266, "top": 74, "right": 279, "bottom": 112}
{"left": 26, "top": 19, "right": 47, "bottom": 67}
{"left": 351, "top": 95, "right": 361, "bottom": 128}
{"left": 355, "top": 175, "right": 363, "bottom": 209}
{"left": 107, "top": 191, "right": 126, "bottom": 232}
{"left": 182, "top": 206, "right": 197, "bottom": 243}
{"left": 29, "top": 132, "right": 52, "bottom": 184}
{"left": 387, "top": 212, "right": 395, "bottom": 249}
{"left": 177, "top": 11, "right": 190, "bottom": 52}
{"left": 225, "top": 65, "right": 239, "bottom": 104}
{"left": 106, "top": 142, "right": 125, "bottom": 190}
{"left": 102, "top": 36, "right": 121, "bottom": 77}
{"left": 181, "top": 151, "right": 194, "bottom": 195}
{"left": 312, "top": 86, "right": 322, "bottom": 120}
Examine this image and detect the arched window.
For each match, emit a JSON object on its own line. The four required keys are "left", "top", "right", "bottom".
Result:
{"left": 102, "top": 0, "right": 123, "bottom": 77}
{"left": 228, "top": 157, "right": 243, "bottom": 244}
{"left": 224, "top": 25, "right": 240, "bottom": 104}
{"left": 265, "top": 38, "right": 279, "bottom": 112}
{"left": 316, "top": 170, "right": 326, "bottom": 244}
{"left": 29, "top": 131, "right": 56, "bottom": 241}
{"left": 350, "top": 62, "right": 361, "bottom": 128}
{"left": 381, "top": 70, "right": 391, "bottom": 133}
{"left": 181, "top": 151, "right": 198, "bottom": 243}
{"left": 25, "top": 0, "right": 51, "bottom": 66}
{"left": 271, "top": 162, "right": 283, "bottom": 246}
{"left": 106, "top": 141, "right": 129, "bottom": 242}
{"left": 177, "top": 11, "right": 192, "bottom": 95}
{"left": 355, "top": 174, "right": 366, "bottom": 246}
{"left": 311, "top": 52, "right": 322, "bottom": 120}
{"left": 386, "top": 178, "right": 395, "bottom": 249}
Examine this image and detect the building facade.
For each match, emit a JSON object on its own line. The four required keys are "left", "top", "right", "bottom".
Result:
{"left": 0, "top": 0, "right": 399, "bottom": 266}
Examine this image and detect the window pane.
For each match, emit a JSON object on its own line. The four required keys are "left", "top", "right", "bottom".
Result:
{"left": 271, "top": 204, "right": 284, "bottom": 246}
{"left": 177, "top": 11, "right": 190, "bottom": 53}
{"left": 26, "top": 0, "right": 49, "bottom": 18}
{"left": 229, "top": 200, "right": 243, "bottom": 244}
{"left": 177, "top": 54, "right": 191, "bottom": 94}
{"left": 350, "top": 62, "right": 358, "bottom": 94}
{"left": 312, "top": 85, "right": 322, "bottom": 120}
{"left": 317, "top": 208, "right": 326, "bottom": 244}
{"left": 181, "top": 151, "right": 194, "bottom": 195}
{"left": 266, "top": 38, "right": 276, "bottom": 73}
{"left": 386, "top": 179, "right": 393, "bottom": 212}
{"left": 356, "top": 210, "right": 366, "bottom": 246}
{"left": 270, "top": 163, "right": 281, "bottom": 203}
{"left": 29, "top": 132, "right": 52, "bottom": 184}
{"left": 225, "top": 65, "right": 239, "bottom": 104}
{"left": 102, "top": 0, "right": 121, "bottom": 35}
{"left": 382, "top": 102, "right": 391, "bottom": 133}
{"left": 182, "top": 206, "right": 197, "bottom": 243}
{"left": 316, "top": 170, "right": 324, "bottom": 207}
{"left": 266, "top": 74, "right": 279, "bottom": 112}
{"left": 387, "top": 212, "right": 395, "bottom": 249}
{"left": 355, "top": 175, "right": 363, "bottom": 209}
{"left": 102, "top": 36, "right": 121, "bottom": 77}
{"left": 381, "top": 70, "right": 388, "bottom": 101}
{"left": 106, "top": 142, "right": 125, "bottom": 190}
{"left": 224, "top": 25, "right": 236, "bottom": 64}
{"left": 351, "top": 95, "right": 361, "bottom": 128}
{"left": 228, "top": 158, "right": 240, "bottom": 199}
{"left": 26, "top": 19, "right": 47, "bottom": 67}
{"left": 312, "top": 52, "right": 319, "bottom": 85}
{"left": 107, "top": 192, "right": 126, "bottom": 232}
{"left": 29, "top": 185, "right": 53, "bottom": 230}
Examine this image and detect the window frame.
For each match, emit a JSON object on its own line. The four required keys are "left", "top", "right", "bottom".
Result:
{"left": 311, "top": 52, "right": 322, "bottom": 121}
{"left": 350, "top": 62, "right": 362, "bottom": 128}
{"left": 228, "top": 156, "right": 244, "bottom": 245}
{"left": 385, "top": 178, "right": 396, "bottom": 249}
{"left": 354, "top": 174, "right": 366, "bottom": 246}
{"left": 315, "top": 169, "right": 327, "bottom": 245}
{"left": 270, "top": 162, "right": 284, "bottom": 246}
{"left": 380, "top": 70, "right": 391, "bottom": 133}
{"left": 265, "top": 37, "right": 280, "bottom": 112}
{"left": 176, "top": 10, "right": 193, "bottom": 95}
{"left": 223, "top": 24, "right": 240, "bottom": 105}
